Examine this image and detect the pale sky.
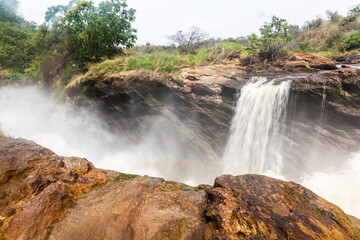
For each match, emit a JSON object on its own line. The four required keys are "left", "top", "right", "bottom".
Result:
{"left": 17, "top": 0, "right": 360, "bottom": 45}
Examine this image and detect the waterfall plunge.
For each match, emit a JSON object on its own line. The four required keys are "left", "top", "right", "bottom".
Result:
{"left": 223, "top": 77, "right": 291, "bottom": 176}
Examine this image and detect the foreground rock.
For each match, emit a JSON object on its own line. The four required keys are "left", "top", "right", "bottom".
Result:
{"left": 0, "top": 138, "right": 359, "bottom": 239}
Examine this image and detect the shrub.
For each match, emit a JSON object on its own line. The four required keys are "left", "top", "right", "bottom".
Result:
{"left": 341, "top": 31, "right": 360, "bottom": 50}
{"left": 298, "top": 42, "right": 309, "bottom": 51}
{"left": 303, "top": 17, "right": 323, "bottom": 29}
{"left": 248, "top": 16, "right": 293, "bottom": 59}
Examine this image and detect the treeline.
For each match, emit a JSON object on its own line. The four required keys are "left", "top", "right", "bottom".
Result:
{"left": 0, "top": 0, "right": 136, "bottom": 85}
{"left": 290, "top": 6, "right": 360, "bottom": 55}
{"left": 2, "top": 1, "right": 360, "bottom": 86}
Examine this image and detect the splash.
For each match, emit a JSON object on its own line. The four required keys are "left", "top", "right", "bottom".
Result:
{"left": 0, "top": 86, "right": 222, "bottom": 185}
{"left": 302, "top": 152, "right": 360, "bottom": 217}
{"left": 222, "top": 77, "right": 291, "bottom": 176}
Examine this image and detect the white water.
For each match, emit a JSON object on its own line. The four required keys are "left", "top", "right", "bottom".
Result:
{"left": 223, "top": 77, "right": 291, "bottom": 176}
{"left": 222, "top": 76, "right": 360, "bottom": 218}
{"left": 0, "top": 86, "right": 222, "bottom": 185}
{"left": 1, "top": 83, "right": 359, "bottom": 218}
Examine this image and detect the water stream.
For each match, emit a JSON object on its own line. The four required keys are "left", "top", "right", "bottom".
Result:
{"left": 222, "top": 76, "right": 291, "bottom": 176}
{"left": 222, "top": 75, "right": 360, "bottom": 217}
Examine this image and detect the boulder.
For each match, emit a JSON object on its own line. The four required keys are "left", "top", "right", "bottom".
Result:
{"left": 0, "top": 138, "right": 359, "bottom": 239}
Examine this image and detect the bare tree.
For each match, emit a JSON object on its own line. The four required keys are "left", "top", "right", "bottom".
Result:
{"left": 167, "top": 26, "right": 208, "bottom": 54}
{"left": 326, "top": 10, "right": 341, "bottom": 22}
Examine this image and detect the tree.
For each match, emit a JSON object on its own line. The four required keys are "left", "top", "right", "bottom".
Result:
{"left": 0, "top": 0, "right": 37, "bottom": 71}
{"left": 167, "top": 26, "right": 208, "bottom": 54}
{"left": 46, "top": 0, "right": 137, "bottom": 66}
{"left": 348, "top": 4, "right": 360, "bottom": 17}
{"left": 0, "top": 0, "right": 22, "bottom": 23}
{"left": 303, "top": 16, "right": 323, "bottom": 30}
{"left": 326, "top": 10, "right": 341, "bottom": 23}
{"left": 248, "top": 16, "right": 292, "bottom": 59}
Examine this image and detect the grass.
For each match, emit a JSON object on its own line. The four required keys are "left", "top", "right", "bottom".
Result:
{"left": 0, "top": 125, "right": 6, "bottom": 138}
{"left": 88, "top": 52, "right": 191, "bottom": 75}
{"left": 294, "top": 16, "right": 360, "bottom": 55}
{"left": 88, "top": 42, "right": 247, "bottom": 76}
{"left": 218, "top": 41, "right": 244, "bottom": 53}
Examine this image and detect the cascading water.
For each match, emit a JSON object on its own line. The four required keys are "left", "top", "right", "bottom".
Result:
{"left": 222, "top": 76, "right": 291, "bottom": 176}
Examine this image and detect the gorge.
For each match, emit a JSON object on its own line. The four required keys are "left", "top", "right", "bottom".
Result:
{"left": 0, "top": 55, "right": 360, "bottom": 239}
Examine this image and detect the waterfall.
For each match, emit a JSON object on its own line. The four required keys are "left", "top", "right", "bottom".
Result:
{"left": 223, "top": 76, "right": 291, "bottom": 176}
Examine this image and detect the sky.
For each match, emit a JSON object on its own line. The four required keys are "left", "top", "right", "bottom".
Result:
{"left": 17, "top": 0, "right": 360, "bottom": 45}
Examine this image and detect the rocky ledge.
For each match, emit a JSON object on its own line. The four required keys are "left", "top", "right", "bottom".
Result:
{"left": 0, "top": 137, "right": 359, "bottom": 240}
{"left": 65, "top": 57, "right": 360, "bottom": 168}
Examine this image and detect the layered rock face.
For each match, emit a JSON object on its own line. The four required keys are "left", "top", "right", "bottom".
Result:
{"left": 0, "top": 137, "right": 359, "bottom": 240}
{"left": 66, "top": 58, "right": 360, "bottom": 171}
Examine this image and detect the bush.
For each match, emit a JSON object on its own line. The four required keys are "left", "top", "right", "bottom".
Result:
{"left": 341, "top": 31, "right": 360, "bottom": 50}
{"left": 303, "top": 17, "right": 323, "bottom": 30}
{"left": 298, "top": 42, "right": 309, "bottom": 51}
{"left": 248, "top": 16, "right": 293, "bottom": 59}
{"left": 46, "top": 0, "right": 137, "bottom": 67}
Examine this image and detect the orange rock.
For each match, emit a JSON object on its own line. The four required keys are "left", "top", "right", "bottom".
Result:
{"left": 0, "top": 138, "right": 359, "bottom": 239}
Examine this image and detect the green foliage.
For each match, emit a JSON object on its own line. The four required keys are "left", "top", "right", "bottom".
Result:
{"left": 339, "top": 15, "right": 357, "bottom": 26}
{"left": 218, "top": 42, "right": 243, "bottom": 53}
{"left": 0, "top": 0, "right": 23, "bottom": 23}
{"left": 0, "top": 127, "right": 5, "bottom": 138}
{"left": 0, "top": 0, "right": 38, "bottom": 74}
{"left": 341, "top": 31, "right": 360, "bottom": 50}
{"left": 298, "top": 42, "right": 309, "bottom": 51}
{"left": 125, "top": 52, "right": 189, "bottom": 73}
{"left": 187, "top": 48, "right": 208, "bottom": 64}
{"left": 248, "top": 16, "right": 293, "bottom": 59}
{"left": 348, "top": 4, "right": 360, "bottom": 17}
{"left": 46, "top": 0, "right": 137, "bottom": 67}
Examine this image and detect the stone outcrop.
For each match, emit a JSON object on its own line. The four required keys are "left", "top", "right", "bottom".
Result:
{"left": 0, "top": 138, "right": 108, "bottom": 240}
{"left": 65, "top": 58, "right": 360, "bottom": 170}
{"left": 238, "top": 52, "right": 337, "bottom": 74}
{"left": 335, "top": 55, "right": 360, "bottom": 64}
{"left": 0, "top": 137, "right": 359, "bottom": 239}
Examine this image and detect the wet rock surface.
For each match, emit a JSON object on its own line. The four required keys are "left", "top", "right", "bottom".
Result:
{"left": 65, "top": 56, "right": 360, "bottom": 167}
{"left": 0, "top": 138, "right": 359, "bottom": 239}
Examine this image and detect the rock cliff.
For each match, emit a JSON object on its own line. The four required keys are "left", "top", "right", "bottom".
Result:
{"left": 65, "top": 55, "right": 360, "bottom": 178}
{"left": 1, "top": 137, "right": 359, "bottom": 240}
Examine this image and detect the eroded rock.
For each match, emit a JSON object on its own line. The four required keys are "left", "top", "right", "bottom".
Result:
{"left": 0, "top": 138, "right": 359, "bottom": 239}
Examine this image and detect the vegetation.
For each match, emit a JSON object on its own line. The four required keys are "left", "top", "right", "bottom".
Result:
{"left": 0, "top": 0, "right": 37, "bottom": 78}
{"left": 0, "top": 124, "right": 6, "bottom": 138}
{"left": 248, "top": 16, "right": 292, "bottom": 59}
{"left": 341, "top": 31, "right": 360, "bottom": 51}
{"left": 167, "top": 26, "right": 208, "bottom": 54}
{"left": 294, "top": 4, "right": 360, "bottom": 56}
{"left": 2, "top": 1, "right": 360, "bottom": 87}
{"left": 45, "top": 0, "right": 136, "bottom": 66}
{"left": 88, "top": 42, "right": 248, "bottom": 75}
{"left": 0, "top": 0, "right": 136, "bottom": 85}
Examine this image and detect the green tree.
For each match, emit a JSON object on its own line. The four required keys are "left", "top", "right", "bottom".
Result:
{"left": 248, "top": 16, "right": 292, "bottom": 59}
{"left": 0, "top": 0, "right": 22, "bottom": 23}
{"left": 46, "top": 0, "right": 137, "bottom": 66}
{"left": 0, "top": 0, "right": 37, "bottom": 72}
{"left": 341, "top": 30, "right": 360, "bottom": 51}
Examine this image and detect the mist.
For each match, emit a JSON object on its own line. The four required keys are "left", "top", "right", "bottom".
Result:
{"left": 221, "top": 76, "right": 360, "bottom": 218}
{"left": 0, "top": 85, "right": 359, "bottom": 218}
{"left": 0, "top": 86, "right": 222, "bottom": 185}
